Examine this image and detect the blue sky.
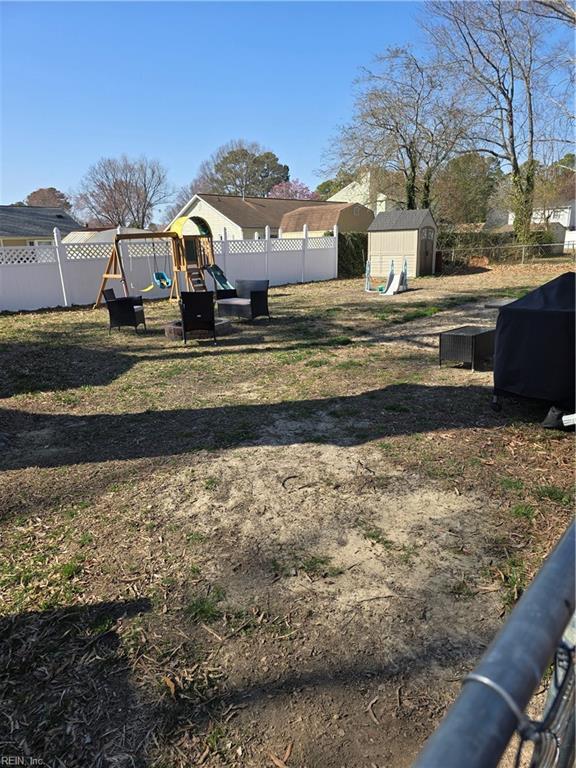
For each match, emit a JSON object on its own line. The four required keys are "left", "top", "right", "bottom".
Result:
{"left": 0, "top": 1, "right": 423, "bottom": 207}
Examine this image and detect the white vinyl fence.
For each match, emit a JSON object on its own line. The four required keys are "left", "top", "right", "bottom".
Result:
{"left": 0, "top": 226, "right": 338, "bottom": 312}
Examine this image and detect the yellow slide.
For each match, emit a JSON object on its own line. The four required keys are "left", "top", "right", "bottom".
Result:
{"left": 170, "top": 217, "right": 189, "bottom": 237}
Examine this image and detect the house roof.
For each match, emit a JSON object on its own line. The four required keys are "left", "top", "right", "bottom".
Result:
{"left": 63, "top": 227, "right": 147, "bottom": 244}
{"left": 280, "top": 202, "right": 372, "bottom": 232}
{"left": 452, "top": 222, "right": 487, "bottom": 234}
{"left": 194, "top": 194, "right": 341, "bottom": 229}
{"left": 489, "top": 222, "right": 565, "bottom": 234}
{"left": 368, "top": 209, "right": 436, "bottom": 232}
{"left": 0, "top": 206, "right": 80, "bottom": 238}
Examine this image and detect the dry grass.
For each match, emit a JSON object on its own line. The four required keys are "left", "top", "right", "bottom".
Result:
{"left": 0, "top": 262, "right": 573, "bottom": 767}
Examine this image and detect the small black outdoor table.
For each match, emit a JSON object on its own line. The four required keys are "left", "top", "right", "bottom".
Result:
{"left": 439, "top": 325, "right": 495, "bottom": 371}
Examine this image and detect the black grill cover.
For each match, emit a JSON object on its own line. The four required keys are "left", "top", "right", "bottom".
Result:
{"left": 494, "top": 272, "right": 575, "bottom": 408}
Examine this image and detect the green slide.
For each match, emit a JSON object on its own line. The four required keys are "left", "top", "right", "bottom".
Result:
{"left": 205, "top": 264, "right": 234, "bottom": 291}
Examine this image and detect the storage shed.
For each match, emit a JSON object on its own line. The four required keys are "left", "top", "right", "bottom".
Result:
{"left": 367, "top": 209, "right": 437, "bottom": 278}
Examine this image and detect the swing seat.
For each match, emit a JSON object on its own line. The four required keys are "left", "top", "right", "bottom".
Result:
{"left": 153, "top": 271, "right": 172, "bottom": 289}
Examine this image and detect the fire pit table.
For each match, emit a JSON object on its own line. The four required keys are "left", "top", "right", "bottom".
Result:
{"left": 439, "top": 325, "right": 495, "bottom": 372}
{"left": 164, "top": 318, "right": 234, "bottom": 342}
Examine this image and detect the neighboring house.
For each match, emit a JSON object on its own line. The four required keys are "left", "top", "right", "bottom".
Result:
{"left": 490, "top": 222, "right": 567, "bottom": 253}
{"left": 507, "top": 200, "right": 576, "bottom": 231}
{"left": 62, "top": 227, "right": 147, "bottom": 243}
{"left": 169, "top": 193, "right": 345, "bottom": 240}
{"left": 0, "top": 206, "right": 80, "bottom": 247}
{"left": 367, "top": 209, "right": 437, "bottom": 278}
{"left": 327, "top": 171, "right": 398, "bottom": 215}
{"left": 280, "top": 202, "right": 374, "bottom": 237}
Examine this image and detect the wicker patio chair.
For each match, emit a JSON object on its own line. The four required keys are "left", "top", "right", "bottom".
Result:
{"left": 179, "top": 291, "right": 217, "bottom": 344}
{"left": 104, "top": 292, "right": 146, "bottom": 334}
{"left": 216, "top": 280, "right": 270, "bottom": 320}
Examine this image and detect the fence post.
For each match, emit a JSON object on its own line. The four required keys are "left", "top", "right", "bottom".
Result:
{"left": 521, "top": 244, "right": 526, "bottom": 264}
{"left": 116, "top": 226, "right": 130, "bottom": 296}
{"left": 302, "top": 224, "right": 308, "bottom": 283}
{"left": 53, "top": 227, "right": 69, "bottom": 307}
{"left": 278, "top": 227, "right": 283, "bottom": 239}
{"left": 222, "top": 227, "right": 229, "bottom": 277}
{"left": 333, "top": 224, "right": 339, "bottom": 279}
{"left": 264, "top": 225, "right": 270, "bottom": 280}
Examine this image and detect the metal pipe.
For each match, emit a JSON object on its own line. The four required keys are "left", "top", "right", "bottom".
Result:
{"left": 413, "top": 522, "right": 575, "bottom": 768}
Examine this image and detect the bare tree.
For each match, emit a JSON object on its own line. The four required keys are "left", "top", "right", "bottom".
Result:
{"left": 163, "top": 178, "right": 205, "bottom": 224}
{"left": 75, "top": 156, "right": 172, "bottom": 228}
{"left": 425, "top": 0, "right": 571, "bottom": 242}
{"left": 525, "top": 0, "right": 576, "bottom": 25}
{"left": 327, "top": 48, "right": 469, "bottom": 209}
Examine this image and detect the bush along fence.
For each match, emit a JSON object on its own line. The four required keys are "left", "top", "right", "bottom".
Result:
{"left": 437, "top": 241, "right": 576, "bottom": 267}
{"left": 436, "top": 227, "right": 576, "bottom": 266}
{"left": 0, "top": 226, "right": 338, "bottom": 313}
{"left": 337, "top": 231, "right": 368, "bottom": 278}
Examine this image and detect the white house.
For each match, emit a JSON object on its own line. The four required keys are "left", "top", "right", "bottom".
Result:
{"left": 168, "top": 193, "right": 344, "bottom": 240}
{"left": 506, "top": 199, "right": 576, "bottom": 248}
{"left": 508, "top": 200, "right": 576, "bottom": 230}
{"left": 328, "top": 171, "right": 398, "bottom": 215}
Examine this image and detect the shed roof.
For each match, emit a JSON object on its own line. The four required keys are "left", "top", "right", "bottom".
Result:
{"left": 0, "top": 206, "right": 80, "bottom": 237}
{"left": 280, "top": 202, "right": 371, "bottom": 232}
{"left": 368, "top": 209, "right": 435, "bottom": 232}
{"left": 195, "top": 194, "right": 340, "bottom": 229}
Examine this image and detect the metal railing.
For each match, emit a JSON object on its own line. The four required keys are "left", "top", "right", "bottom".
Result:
{"left": 412, "top": 521, "right": 575, "bottom": 768}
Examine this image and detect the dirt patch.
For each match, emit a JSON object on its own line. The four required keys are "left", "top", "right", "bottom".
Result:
{"left": 0, "top": 262, "right": 573, "bottom": 767}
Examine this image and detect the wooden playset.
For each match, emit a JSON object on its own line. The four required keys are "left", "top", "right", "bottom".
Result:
{"left": 94, "top": 232, "right": 217, "bottom": 307}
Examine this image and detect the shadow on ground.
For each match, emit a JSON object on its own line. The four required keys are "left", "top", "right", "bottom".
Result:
{"left": 0, "top": 383, "right": 546, "bottom": 472}
{"left": 0, "top": 598, "right": 152, "bottom": 767}
{"left": 0, "top": 592, "right": 490, "bottom": 767}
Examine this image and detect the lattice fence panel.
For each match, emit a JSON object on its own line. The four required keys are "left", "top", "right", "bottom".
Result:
{"left": 271, "top": 239, "right": 303, "bottom": 251}
{"left": 126, "top": 241, "right": 173, "bottom": 262}
{"left": 64, "top": 243, "right": 112, "bottom": 261}
{"left": 213, "top": 242, "right": 224, "bottom": 258}
{"left": 228, "top": 239, "right": 266, "bottom": 254}
{"left": 307, "top": 236, "right": 334, "bottom": 249}
{"left": 0, "top": 246, "right": 57, "bottom": 265}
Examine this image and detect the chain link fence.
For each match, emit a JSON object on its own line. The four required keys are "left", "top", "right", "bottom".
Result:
{"left": 437, "top": 241, "right": 576, "bottom": 267}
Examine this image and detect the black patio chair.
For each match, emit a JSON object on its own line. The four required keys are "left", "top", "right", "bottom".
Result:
{"left": 216, "top": 279, "right": 269, "bottom": 321}
{"left": 179, "top": 291, "right": 217, "bottom": 344}
{"left": 103, "top": 291, "right": 146, "bottom": 334}
{"left": 103, "top": 288, "right": 143, "bottom": 307}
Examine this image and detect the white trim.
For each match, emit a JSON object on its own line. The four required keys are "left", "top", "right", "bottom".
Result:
{"left": 166, "top": 193, "right": 242, "bottom": 233}
{"left": 165, "top": 193, "right": 200, "bottom": 230}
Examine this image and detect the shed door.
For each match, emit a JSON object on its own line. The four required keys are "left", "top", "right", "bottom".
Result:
{"left": 419, "top": 227, "right": 435, "bottom": 275}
